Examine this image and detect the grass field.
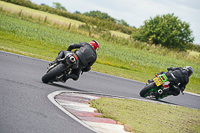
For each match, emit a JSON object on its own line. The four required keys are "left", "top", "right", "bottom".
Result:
{"left": 110, "top": 30, "right": 131, "bottom": 38}
{"left": 90, "top": 98, "right": 200, "bottom": 133}
{"left": 0, "top": 1, "right": 84, "bottom": 27}
{"left": 0, "top": 2, "right": 200, "bottom": 132}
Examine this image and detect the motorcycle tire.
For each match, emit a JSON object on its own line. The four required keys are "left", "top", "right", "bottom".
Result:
{"left": 42, "top": 64, "right": 66, "bottom": 83}
{"left": 140, "top": 82, "right": 157, "bottom": 97}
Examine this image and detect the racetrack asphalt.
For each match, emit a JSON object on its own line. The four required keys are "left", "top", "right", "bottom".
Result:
{"left": 0, "top": 51, "right": 199, "bottom": 133}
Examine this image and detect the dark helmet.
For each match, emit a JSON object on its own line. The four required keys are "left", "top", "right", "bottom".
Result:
{"left": 183, "top": 66, "right": 193, "bottom": 77}
{"left": 89, "top": 40, "right": 100, "bottom": 51}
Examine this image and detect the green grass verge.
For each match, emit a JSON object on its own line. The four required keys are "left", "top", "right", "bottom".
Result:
{"left": 90, "top": 98, "right": 200, "bottom": 133}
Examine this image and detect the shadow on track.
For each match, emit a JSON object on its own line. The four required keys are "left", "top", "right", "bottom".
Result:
{"left": 143, "top": 97, "right": 179, "bottom": 106}
{"left": 158, "top": 99, "right": 179, "bottom": 106}
{"left": 48, "top": 82, "right": 88, "bottom": 92}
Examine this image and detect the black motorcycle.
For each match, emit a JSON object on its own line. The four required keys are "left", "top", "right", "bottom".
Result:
{"left": 42, "top": 52, "right": 79, "bottom": 83}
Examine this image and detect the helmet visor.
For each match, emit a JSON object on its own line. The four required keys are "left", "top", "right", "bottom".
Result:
{"left": 188, "top": 70, "right": 193, "bottom": 77}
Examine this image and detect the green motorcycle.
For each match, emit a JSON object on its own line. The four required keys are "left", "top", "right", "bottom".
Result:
{"left": 140, "top": 74, "right": 170, "bottom": 100}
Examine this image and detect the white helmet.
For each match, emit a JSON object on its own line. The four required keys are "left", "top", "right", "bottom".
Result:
{"left": 183, "top": 66, "right": 193, "bottom": 77}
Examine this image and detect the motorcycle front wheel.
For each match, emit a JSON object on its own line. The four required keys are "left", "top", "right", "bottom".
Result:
{"left": 42, "top": 64, "right": 66, "bottom": 83}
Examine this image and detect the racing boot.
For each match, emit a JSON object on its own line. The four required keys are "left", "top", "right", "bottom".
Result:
{"left": 62, "top": 73, "right": 78, "bottom": 82}
{"left": 155, "top": 92, "right": 169, "bottom": 100}
{"left": 148, "top": 79, "right": 154, "bottom": 84}
{"left": 62, "top": 74, "right": 70, "bottom": 82}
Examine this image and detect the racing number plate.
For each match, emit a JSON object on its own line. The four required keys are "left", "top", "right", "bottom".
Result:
{"left": 153, "top": 77, "right": 163, "bottom": 86}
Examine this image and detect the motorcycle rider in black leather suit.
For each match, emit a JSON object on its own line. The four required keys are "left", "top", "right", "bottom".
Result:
{"left": 49, "top": 40, "right": 100, "bottom": 82}
{"left": 148, "top": 66, "right": 193, "bottom": 98}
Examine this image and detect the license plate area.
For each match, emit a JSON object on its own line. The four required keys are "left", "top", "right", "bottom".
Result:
{"left": 153, "top": 77, "right": 163, "bottom": 86}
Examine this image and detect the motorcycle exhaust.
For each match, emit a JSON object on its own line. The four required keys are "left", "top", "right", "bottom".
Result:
{"left": 70, "top": 56, "right": 76, "bottom": 63}
{"left": 158, "top": 89, "right": 163, "bottom": 94}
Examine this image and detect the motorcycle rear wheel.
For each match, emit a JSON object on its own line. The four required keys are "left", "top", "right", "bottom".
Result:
{"left": 140, "top": 82, "right": 157, "bottom": 97}
{"left": 42, "top": 64, "right": 66, "bottom": 83}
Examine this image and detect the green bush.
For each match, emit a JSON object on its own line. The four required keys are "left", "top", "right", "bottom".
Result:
{"left": 132, "top": 13, "right": 194, "bottom": 51}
